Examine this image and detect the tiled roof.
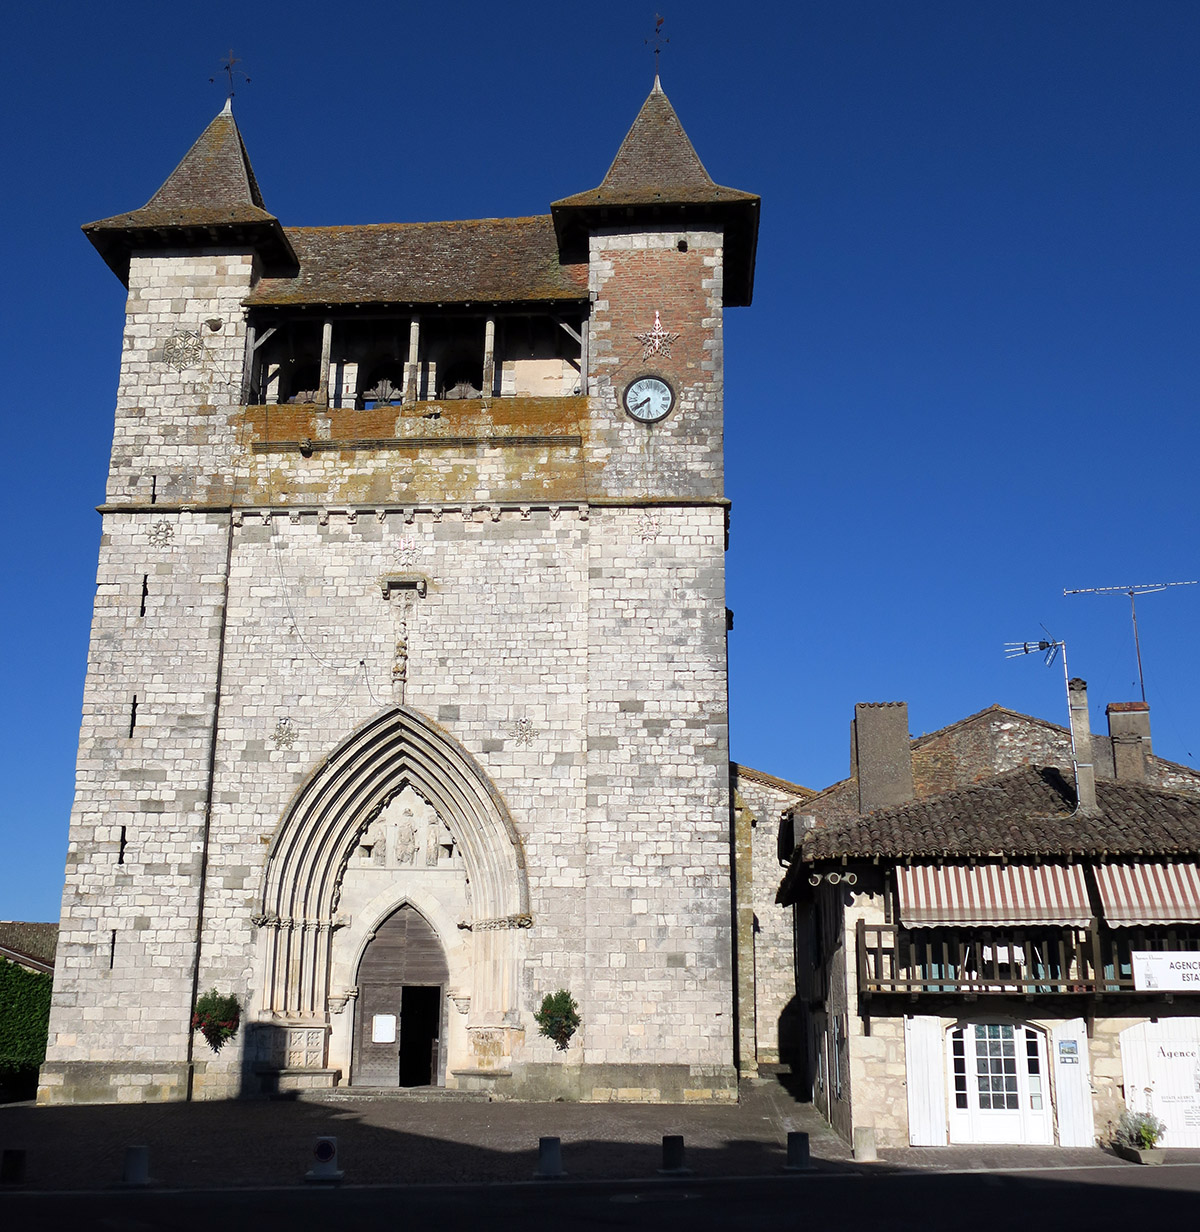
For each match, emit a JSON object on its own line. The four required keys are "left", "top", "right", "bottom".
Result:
{"left": 0, "top": 921, "right": 58, "bottom": 968}
{"left": 83, "top": 102, "right": 295, "bottom": 282}
{"left": 553, "top": 77, "right": 758, "bottom": 210}
{"left": 247, "top": 216, "right": 587, "bottom": 307}
{"left": 799, "top": 765, "right": 1200, "bottom": 863}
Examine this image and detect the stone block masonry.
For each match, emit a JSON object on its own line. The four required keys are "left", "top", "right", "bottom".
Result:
{"left": 44, "top": 216, "right": 740, "bottom": 1103}
{"left": 44, "top": 59, "right": 765, "bottom": 1099}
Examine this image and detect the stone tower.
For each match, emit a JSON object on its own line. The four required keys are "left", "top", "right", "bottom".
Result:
{"left": 41, "top": 80, "right": 759, "bottom": 1104}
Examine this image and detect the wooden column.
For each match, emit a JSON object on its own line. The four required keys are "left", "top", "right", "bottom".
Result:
{"left": 241, "top": 323, "right": 256, "bottom": 404}
{"left": 482, "top": 316, "right": 496, "bottom": 397}
{"left": 318, "top": 318, "right": 333, "bottom": 406}
{"left": 580, "top": 312, "right": 590, "bottom": 397}
{"left": 405, "top": 317, "right": 421, "bottom": 402}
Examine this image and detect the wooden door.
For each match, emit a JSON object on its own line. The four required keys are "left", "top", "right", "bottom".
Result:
{"left": 352, "top": 905, "right": 449, "bottom": 1087}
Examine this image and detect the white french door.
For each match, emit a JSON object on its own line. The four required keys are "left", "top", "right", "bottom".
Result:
{"left": 946, "top": 1022, "right": 1054, "bottom": 1144}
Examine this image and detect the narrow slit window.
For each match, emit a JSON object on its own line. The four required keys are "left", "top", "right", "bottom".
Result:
{"left": 117, "top": 825, "right": 127, "bottom": 865}
{"left": 150, "top": 475, "right": 157, "bottom": 505}
{"left": 108, "top": 930, "right": 116, "bottom": 969}
{"left": 139, "top": 575, "right": 148, "bottom": 618}
{"left": 128, "top": 696, "right": 138, "bottom": 738}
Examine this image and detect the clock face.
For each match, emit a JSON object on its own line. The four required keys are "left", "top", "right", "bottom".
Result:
{"left": 623, "top": 375, "right": 675, "bottom": 423}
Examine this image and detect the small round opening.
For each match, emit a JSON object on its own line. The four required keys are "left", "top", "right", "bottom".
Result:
{"left": 677, "top": 240, "right": 688, "bottom": 253}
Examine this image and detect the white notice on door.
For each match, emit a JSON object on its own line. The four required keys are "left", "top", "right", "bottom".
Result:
{"left": 372, "top": 1013, "right": 397, "bottom": 1043}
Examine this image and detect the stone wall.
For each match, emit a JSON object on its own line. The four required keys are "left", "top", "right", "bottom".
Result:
{"left": 41, "top": 510, "right": 231, "bottom": 1104}
{"left": 106, "top": 251, "right": 256, "bottom": 507}
{"left": 835, "top": 881, "right": 911, "bottom": 1147}
{"left": 732, "top": 769, "right": 809, "bottom": 1066}
{"left": 45, "top": 215, "right": 740, "bottom": 1104}
{"left": 587, "top": 227, "right": 724, "bottom": 501}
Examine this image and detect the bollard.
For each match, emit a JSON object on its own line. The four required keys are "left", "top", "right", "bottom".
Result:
{"left": 784, "top": 1131, "right": 811, "bottom": 1172}
{"left": 1, "top": 1149, "right": 26, "bottom": 1184}
{"left": 305, "top": 1136, "right": 344, "bottom": 1183}
{"left": 122, "top": 1145, "right": 150, "bottom": 1187}
{"left": 658, "top": 1134, "right": 691, "bottom": 1175}
{"left": 533, "top": 1136, "right": 565, "bottom": 1179}
{"left": 852, "top": 1126, "right": 877, "bottom": 1163}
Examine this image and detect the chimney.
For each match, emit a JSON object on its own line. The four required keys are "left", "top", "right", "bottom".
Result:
{"left": 1066, "top": 678, "right": 1098, "bottom": 811}
{"left": 1107, "top": 702, "right": 1152, "bottom": 782}
{"left": 853, "top": 702, "right": 914, "bottom": 814}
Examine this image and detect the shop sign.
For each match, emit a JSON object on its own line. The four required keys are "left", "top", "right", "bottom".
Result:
{"left": 1131, "top": 951, "right": 1200, "bottom": 992}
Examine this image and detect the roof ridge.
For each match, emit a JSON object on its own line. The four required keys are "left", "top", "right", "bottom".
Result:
{"left": 730, "top": 762, "right": 812, "bottom": 796}
{"left": 910, "top": 703, "right": 1068, "bottom": 747}
{"left": 281, "top": 215, "right": 554, "bottom": 235}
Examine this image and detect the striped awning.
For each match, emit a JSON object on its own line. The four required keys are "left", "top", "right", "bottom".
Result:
{"left": 1094, "top": 862, "right": 1200, "bottom": 927}
{"left": 896, "top": 863, "right": 1092, "bottom": 928}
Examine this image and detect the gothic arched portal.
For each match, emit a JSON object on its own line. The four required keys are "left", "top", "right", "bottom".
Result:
{"left": 256, "top": 706, "right": 531, "bottom": 1061}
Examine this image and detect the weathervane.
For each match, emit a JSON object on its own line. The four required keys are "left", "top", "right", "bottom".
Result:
{"left": 1064, "top": 580, "right": 1198, "bottom": 703}
{"left": 646, "top": 14, "right": 669, "bottom": 73}
{"left": 210, "top": 49, "right": 250, "bottom": 99}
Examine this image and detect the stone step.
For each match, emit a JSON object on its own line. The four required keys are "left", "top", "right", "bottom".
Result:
{"left": 299, "top": 1085, "right": 490, "bottom": 1103}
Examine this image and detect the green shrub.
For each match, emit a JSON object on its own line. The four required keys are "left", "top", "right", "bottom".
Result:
{"left": 0, "top": 957, "right": 53, "bottom": 1102}
{"left": 191, "top": 989, "right": 241, "bottom": 1053}
{"left": 1116, "top": 1109, "right": 1166, "bottom": 1150}
{"left": 533, "top": 989, "right": 580, "bottom": 1051}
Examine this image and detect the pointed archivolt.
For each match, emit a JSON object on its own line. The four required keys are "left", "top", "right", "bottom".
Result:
{"left": 257, "top": 706, "right": 529, "bottom": 1019}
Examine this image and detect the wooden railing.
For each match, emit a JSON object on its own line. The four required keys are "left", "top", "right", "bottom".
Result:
{"left": 857, "top": 919, "right": 1200, "bottom": 997}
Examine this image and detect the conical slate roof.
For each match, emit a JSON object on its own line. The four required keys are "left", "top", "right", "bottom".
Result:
{"left": 142, "top": 97, "right": 270, "bottom": 217}
{"left": 554, "top": 77, "right": 757, "bottom": 209}
{"left": 84, "top": 100, "right": 296, "bottom": 283}
{"left": 552, "top": 78, "right": 760, "bottom": 306}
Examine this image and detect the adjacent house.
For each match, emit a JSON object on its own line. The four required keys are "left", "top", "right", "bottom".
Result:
{"left": 777, "top": 684, "right": 1200, "bottom": 1149}
{"left": 0, "top": 923, "right": 58, "bottom": 976}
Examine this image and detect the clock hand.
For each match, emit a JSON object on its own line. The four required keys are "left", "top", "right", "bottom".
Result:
{"left": 632, "top": 397, "right": 651, "bottom": 412}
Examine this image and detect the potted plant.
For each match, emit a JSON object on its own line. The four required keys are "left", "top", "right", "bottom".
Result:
{"left": 1112, "top": 1109, "right": 1167, "bottom": 1164}
{"left": 191, "top": 989, "right": 241, "bottom": 1054}
{"left": 533, "top": 989, "right": 580, "bottom": 1051}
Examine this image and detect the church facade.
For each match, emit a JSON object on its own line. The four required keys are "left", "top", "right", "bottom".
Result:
{"left": 40, "top": 81, "right": 762, "bottom": 1104}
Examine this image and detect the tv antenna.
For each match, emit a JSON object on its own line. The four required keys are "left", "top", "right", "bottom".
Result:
{"left": 210, "top": 49, "right": 250, "bottom": 100}
{"left": 1063, "top": 580, "right": 1198, "bottom": 703}
{"left": 1005, "top": 628, "right": 1069, "bottom": 685}
{"left": 1006, "top": 631, "right": 1094, "bottom": 812}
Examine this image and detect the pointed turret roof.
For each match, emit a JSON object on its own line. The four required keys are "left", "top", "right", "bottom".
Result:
{"left": 552, "top": 78, "right": 760, "bottom": 304}
{"left": 555, "top": 77, "right": 757, "bottom": 210}
{"left": 84, "top": 101, "right": 296, "bottom": 283}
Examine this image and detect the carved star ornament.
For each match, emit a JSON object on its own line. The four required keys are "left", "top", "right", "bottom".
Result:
{"left": 634, "top": 311, "right": 680, "bottom": 361}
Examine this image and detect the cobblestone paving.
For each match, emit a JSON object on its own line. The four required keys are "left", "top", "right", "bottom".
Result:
{"left": 2, "top": 1078, "right": 1197, "bottom": 1191}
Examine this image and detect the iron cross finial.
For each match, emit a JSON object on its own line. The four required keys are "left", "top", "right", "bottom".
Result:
{"left": 210, "top": 49, "right": 250, "bottom": 100}
{"left": 646, "top": 14, "right": 669, "bottom": 74}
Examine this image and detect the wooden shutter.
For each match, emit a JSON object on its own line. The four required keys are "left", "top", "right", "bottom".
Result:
{"left": 1051, "top": 1018, "right": 1095, "bottom": 1147}
{"left": 904, "top": 1015, "right": 948, "bottom": 1145}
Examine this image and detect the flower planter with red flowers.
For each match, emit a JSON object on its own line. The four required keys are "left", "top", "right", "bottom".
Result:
{"left": 191, "top": 990, "right": 241, "bottom": 1054}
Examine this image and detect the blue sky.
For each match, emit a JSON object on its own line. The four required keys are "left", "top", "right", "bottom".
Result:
{"left": 2, "top": 2, "right": 1198, "bottom": 921}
